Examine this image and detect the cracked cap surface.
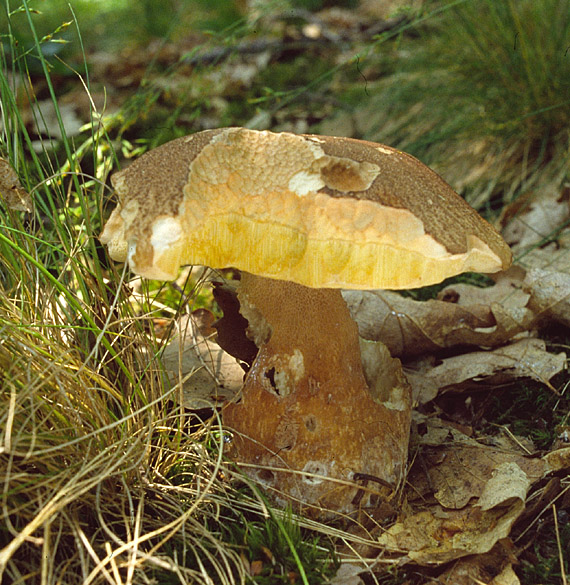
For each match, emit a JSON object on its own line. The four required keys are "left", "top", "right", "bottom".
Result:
{"left": 100, "top": 128, "right": 512, "bottom": 289}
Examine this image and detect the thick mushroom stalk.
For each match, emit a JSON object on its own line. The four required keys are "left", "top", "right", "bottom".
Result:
{"left": 223, "top": 272, "right": 412, "bottom": 515}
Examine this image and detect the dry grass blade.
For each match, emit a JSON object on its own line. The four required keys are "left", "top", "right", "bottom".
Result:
{"left": 0, "top": 282, "right": 251, "bottom": 583}
{"left": 553, "top": 504, "right": 568, "bottom": 585}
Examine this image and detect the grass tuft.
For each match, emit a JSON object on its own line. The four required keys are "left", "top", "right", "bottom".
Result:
{"left": 362, "top": 0, "right": 570, "bottom": 208}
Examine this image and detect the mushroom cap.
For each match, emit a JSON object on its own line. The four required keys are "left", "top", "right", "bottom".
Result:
{"left": 100, "top": 128, "right": 512, "bottom": 289}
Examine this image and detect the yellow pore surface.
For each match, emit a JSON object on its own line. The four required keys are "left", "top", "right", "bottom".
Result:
{"left": 149, "top": 186, "right": 502, "bottom": 290}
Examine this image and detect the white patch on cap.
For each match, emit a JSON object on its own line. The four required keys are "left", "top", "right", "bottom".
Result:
{"left": 376, "top": 146, "right": 394, "bottom": 155}
{"left": 289, "top": 171, "right": 325, "bottom": 196}
{"left": 210, "top": 127, "right": 236, "bottom": 144}
{"left": 151, "top": 217, "right": 182, "bottom": 253}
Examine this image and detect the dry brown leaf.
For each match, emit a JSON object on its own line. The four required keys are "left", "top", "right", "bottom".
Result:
{"left": 434, "top": 542, "right": 519, "bottom": 585}
{"left": 515, "top": 231, "right": 570, "bottom": 273}
{"left": 249, "top": 560, "right": 264, "bottom": 577}
{"left": 490, "top": 564, "right": 521, "bottom": 585}
{"left": 377, "top": 504, "right": 523, "bottom": 565}
{"left": 161, "top": 312, "right": 244, "bottom": 408}
{"left": 502, "top": 189, "right": 570, "bottom": 251}
{"left": 345, "top": 260, "right": 570, "bottom": 370}
{"left": 0, "top": 157, "right": 32, "bottom": 212}
{"left": 436, "top": 266, "right": 528, "bottom": 308}
{"left": 343, "top": 273, "right": 533, "bottom": 359}
{"left": 329, "top": 563, "right": 365, "bottom": 585}
{"left": 409, "top": 420, "right": 544, "bottom": 509}
{"left": 377, "top": 425, "right": 570, "bottom": 566}
{"left": 524, "top": 267, "right": 570, "bottom": 327}
{"left": 359, "top": 338, "right": 410, "bottom": 407}
{"left": 405, "top": 338, "right": 566, "bottom": 404}
{"left": 543, "top": 446, "right": 570, "bottom": 473}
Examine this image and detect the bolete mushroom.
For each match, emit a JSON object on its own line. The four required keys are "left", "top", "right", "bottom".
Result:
{"left": 100, "top": 128, "right": 512, "bottom": 516}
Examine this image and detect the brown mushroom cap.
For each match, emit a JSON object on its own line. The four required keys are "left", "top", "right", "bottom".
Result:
{"left": 100, "top": 128, "right": 511, "bottom": 289}
{"left": 100, "top": 128, "right": 512, "bottom": 514}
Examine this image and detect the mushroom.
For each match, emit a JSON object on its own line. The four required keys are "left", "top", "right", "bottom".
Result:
{"left": 100, "top": 128, "right": 512, "bottom": 516}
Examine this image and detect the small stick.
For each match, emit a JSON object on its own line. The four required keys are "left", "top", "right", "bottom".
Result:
{"left": 351, "top": 473, "right": 394, "bottom": 506}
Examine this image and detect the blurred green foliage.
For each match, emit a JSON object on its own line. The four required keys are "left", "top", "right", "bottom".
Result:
{"left": 1, "top": 0, "right": 242, "bottom": 56}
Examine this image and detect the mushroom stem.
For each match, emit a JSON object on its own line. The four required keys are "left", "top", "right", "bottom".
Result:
{"left": 223, "top": 272, "right": 411, "bottom": 515}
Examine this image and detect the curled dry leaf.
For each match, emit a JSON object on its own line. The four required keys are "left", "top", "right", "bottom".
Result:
{"left": 346, "top": 259, "right": 570, "bottom": 371}
{"left": 0, "top": 157, "right": 32, "bottom": 212}
{"left": 410, "top": 419, "right": 544, "bottom": 510}
{"left": 513, "top": 223, "right": 570, "bottom": 272}
{"left": 345, "top": 267, "right": 567, "bottom": 404}
{"left": 488, "top": 564, "right": 521, "bottom": 585}
{"left": 542, "top": 445, "right": 570, "bottom": 473}
{"left": 502, "top": 188, "right": 570, "bottom": 251}
{"left": 436, "top": 266, "right": 527, "bottom": 307}
{"left": 343, "top": 271, "right": 533, "bottom": 359}
{"left": 524, "top": 267, "right": 570, "bottom": 328}
{"left": 359, "top": 338, "right": 410, "bottom": 407}
{"left": 434, "top": 542, "right": 520, "bottom": 585}
{"left": 442, "top": 264, "right": 570, "bottom": 329}
{"left": 405, "top": 337, "right": 566, "bottom": 404}
{"left": 378, "top": 504, "right": 523, "bottom": 565}
{"left": 377, "top": 419, "right": 570, "bottom": 565}
{"left": 161, "top": 311, "right": 244, "bottom": 408}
